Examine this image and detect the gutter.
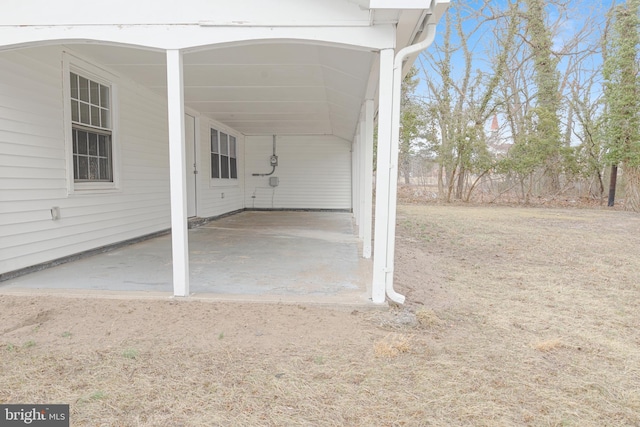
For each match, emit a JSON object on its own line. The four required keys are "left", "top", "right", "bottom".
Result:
{"left": 383, "top": 20, "right": 438, "bottom": 304}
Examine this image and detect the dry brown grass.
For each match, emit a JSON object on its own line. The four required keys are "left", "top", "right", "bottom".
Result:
{"left": 415, "top": 307, "right": 443, "bottom": 328}
{"left": 533, "top": 338, "right": 563, "bottom": 352}
{"left": 2, "top": 204, "right": 640, "bottom": 426}
{"left": 373, "top": 333, "right": 413, "bottom": 358}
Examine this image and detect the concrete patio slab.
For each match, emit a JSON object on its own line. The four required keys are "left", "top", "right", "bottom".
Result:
{"left": 0, "top": 211, "right": 373, "bottom": 305}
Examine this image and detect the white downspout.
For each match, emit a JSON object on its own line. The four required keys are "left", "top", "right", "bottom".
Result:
{"left": 384, "top": 21, "right": 438, "bottom": 304}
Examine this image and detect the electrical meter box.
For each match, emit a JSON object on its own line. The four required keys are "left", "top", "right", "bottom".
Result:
{"left": 269, "top": 176, "right": 279, "bottom": 187}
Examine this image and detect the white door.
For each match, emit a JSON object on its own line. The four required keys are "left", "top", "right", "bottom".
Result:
{"left": 185, "top": 114, "right": 197, "bottom": 217}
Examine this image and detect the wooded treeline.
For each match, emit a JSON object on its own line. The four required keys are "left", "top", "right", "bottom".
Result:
{"left": 401, "top": 0, "right": 640, "bottom": 211}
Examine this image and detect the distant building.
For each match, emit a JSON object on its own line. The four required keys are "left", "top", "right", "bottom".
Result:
{"left": 487, "top": 114, "right": 512, "bottom": 157}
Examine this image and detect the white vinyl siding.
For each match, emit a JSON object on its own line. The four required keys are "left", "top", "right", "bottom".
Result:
{"left": 244, "top": 135, "right": 351, "bottom": 209}
{"left": 0, "top": 46, "right": 171, "bottom": 275}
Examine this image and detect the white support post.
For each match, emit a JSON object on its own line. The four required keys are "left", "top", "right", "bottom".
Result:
{"left": 372, "top": 48, "right": 394, "bottom": 304}
{"left": 357, "top": 117, "right": 364, "bottom": 238}
{"left": 362, "top": 98, "right": 374, "bottom": 259}
{"left": 166, "top": 49, "right": 190, "bottom": 297}
{"left": 352, "top": 133, "right": 359, "bottom": 227}
{"left": 357, "top": 107, "right": 366, "bottom": 240}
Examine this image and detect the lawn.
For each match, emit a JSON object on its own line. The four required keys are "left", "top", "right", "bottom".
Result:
{"left": 1, "top": 204, "right": 639, "bottom": 426}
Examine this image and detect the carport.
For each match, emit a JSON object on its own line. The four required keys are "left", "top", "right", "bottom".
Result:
{"left": 63, "top": 37, "right": 384, "bottom": 301}
{"left": 0, "top": 0, "right": 449, "bottom": 304}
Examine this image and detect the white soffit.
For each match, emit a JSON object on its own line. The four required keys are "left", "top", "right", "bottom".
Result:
{"left": 70, "top": 42, "right": 373, "bottom": 140}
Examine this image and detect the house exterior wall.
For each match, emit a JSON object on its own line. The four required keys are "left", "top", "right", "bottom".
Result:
{"left": 0, "top": 46, "right": 172, "bottom": 275}
{"left": 244, "top": 135, "right": 352, "bottom": 210}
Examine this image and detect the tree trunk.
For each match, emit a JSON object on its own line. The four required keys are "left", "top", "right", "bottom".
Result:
{"left": 519, "top": 176, "right": 526, "bottom": 203}
{"left": 446, "top": 165, "right": 457, "bottom": 203}
{"left": 465, "top": 170, "right": 489, "bottom": 202}
{"left": 526, "top": 174, "right": 534, "bottom": 204}
{"left": 546, "top": 166, "right": 561, "bottom": 195}
{"left": 608, "top": 164, "right": 618, "bottom": 207}
{"left": 623, "top": 163, "right": 640, "bottom": 212}
{"left": 455, "top": 167, "right": 465, "bottom": 200}
{"left": 596, "top": 168, "right": 605, "bottom": 205}
{"left": 437, "top": 164, "right": 444, "bottom": 198}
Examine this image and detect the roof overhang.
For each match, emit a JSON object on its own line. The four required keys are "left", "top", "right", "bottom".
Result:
{"left": 0, "top": 0, "right": 449, "bottom": 142}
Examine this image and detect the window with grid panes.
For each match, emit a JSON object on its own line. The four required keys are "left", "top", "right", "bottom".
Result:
{"left": 211, "top": 128, "right": 237, "bottom": 179}
{"left": 70, "top": 72, "right": 112, "bottom": 182}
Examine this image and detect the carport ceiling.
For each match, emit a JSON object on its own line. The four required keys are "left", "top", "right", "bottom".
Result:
{"left": 69, "top": 43, "right": 375, "bottom": 141}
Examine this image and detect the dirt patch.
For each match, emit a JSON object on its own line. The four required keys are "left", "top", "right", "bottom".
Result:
{"left": 2, "top": 204, "right": 640, "bottom": 426}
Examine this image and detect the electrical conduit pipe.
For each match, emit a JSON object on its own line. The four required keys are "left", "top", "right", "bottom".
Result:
{"left": 384, "top": 21, "right": 438, "bottom": 304}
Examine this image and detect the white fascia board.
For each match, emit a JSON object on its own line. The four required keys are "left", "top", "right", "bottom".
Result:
{"left": 0, "top": 24, "right": 396, "bottom": 51}
{"left": 431, "top": 0, "right": 450, "bottom": 23}
{"left": 0, "top": 0, "right": 371, "bottom": 26}
{"left": 370, "top": 0, "right": 449, "bottom": 22}
{"left": 347, "top": 0, "right": 371, "bottom": 9}
{"left": 369, "top": 0, "right": 430, "bottom": 9}
{"left": 399, "top": 0, "right": 449, "bottom": 75}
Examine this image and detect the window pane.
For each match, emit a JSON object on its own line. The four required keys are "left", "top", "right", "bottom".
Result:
{"left": 91, "top": 106, "right": 101, "bottom": 127}
{"left": 77, "top": 131, "right": 88, "bottom": 154}
{"left": 71, "top": 100, "right": 79, "bottom": 122}
{"left": 88, "top": 133, "right": 98, "bottom": 155}
{"left": 78, "top": 76, "right": 90, "bottom": 102}
{"left": 89, "top": 157, "right": 99, "bottom": 180}
{"left": 72, "top": 129, "right": 112, "bottom": 182}
{"left": 220, "top": 133, "right": 229, "bottom": 155}
{"left": 230, "top": 158, "right": 237, "bottom": 179}
{"left": 229, "top": 136, "right": 236, "bottom": 158}
{"left": 99, "top": 158, "right": 110, "bottom": 181}
{"left": 211, "top": 153, "right": 220, "bottom": 178}
{"left": 101, "top": 109, "right": 110, "bottom": 128}
{"left": 78, "top": 156, "right": 88, "bottom": 180}
{"left": 100, "top": 85, "right": 110, "bottom": 108}
{"left": 211, "top": 130, "right": 219, "bottom": 153}
{"left": 90, "top": 81, "right": 100, "bottom": 105}
{"left": 221, "top": 155, "right": 229, "bottom": 179}
{"left": 80, "top": 102, "right": 90, "bottom": 125}
{"left": 98, "top": 135, "right": 107, "bottom": 156}
{"left": 70, "top": 73, "right": 78, "bottom": 99}
{"left": 73, "top": 154, "right": 79, "bottom": 179}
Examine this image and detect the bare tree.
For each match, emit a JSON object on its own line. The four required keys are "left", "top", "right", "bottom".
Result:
{"left": 412, "top": 0, "right": 620, "bottom": 206}
{"left": 418, "top": 0, "right": 517, "bottom": 202}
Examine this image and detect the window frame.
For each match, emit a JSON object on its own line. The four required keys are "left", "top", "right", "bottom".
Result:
{"left": 63, "top": 53, "right": 120, "bottom": 194}
{"left": 210, "top": 126, "right": 239, "bottom": 186}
